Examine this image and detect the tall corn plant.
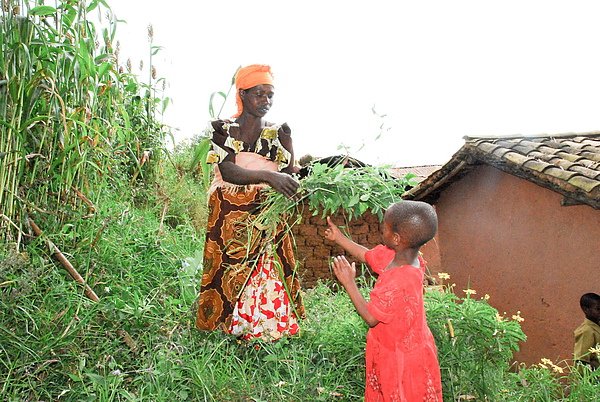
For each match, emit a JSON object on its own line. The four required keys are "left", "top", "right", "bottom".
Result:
{"left": 0, "top": 0, "right": 167, "bottom": 245}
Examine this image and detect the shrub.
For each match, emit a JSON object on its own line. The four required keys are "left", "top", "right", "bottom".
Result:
{"left": 425, "top": 281, "right": 527, "bottom": 401}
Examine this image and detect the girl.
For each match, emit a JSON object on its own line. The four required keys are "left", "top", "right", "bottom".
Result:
{"left": 324, "top": 201, "right": 443, "bottom": 401}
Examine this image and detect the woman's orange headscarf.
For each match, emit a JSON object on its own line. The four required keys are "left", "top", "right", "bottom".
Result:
{"left": 233, "top": 64, "right": 274, "bottom": 118}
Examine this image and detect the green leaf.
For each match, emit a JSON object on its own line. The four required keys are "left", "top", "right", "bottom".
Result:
{"left": 190, "top": 137, "right": 213, "bottom": 191}
{"left": 208, "top": 91, "right": 227, "bottom": 118}
{"left": 67, "top": 373, "right": 82, "bottom": 382}
{"left": 348, "top": 194, "right": 360, "bottom": 207}
{"left": 97, "top": 61, "right": 111, "bottom": 78}
{"left": 62, "top": 5, "right": 77, "bottom": 27}
{"left": 84, "top": 372, "right": 106, "bottom": 385}
{"left": 86, "top": 0, "right": 100, "bottom": 12}
{"left": 29, "top": 6, "right": 56, "bottom": 16}
{"left": 162, "top": 97, "right": 171, "bottom": 114}
{"left": 358, "top": 202, "right": 369, "bottom": 216}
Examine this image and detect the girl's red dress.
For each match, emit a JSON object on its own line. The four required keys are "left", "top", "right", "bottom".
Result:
{"left": 364, "top": 245, "right": 443, "bottom": 402}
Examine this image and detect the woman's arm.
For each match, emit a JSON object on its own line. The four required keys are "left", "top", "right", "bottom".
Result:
{"left": 218, "top": 161, "right": 298, "bottom": 198}
{"left": 278, "top": 123, "right": 298, "bottom": 175}
{"left": 323, "top": 217, "right": 368, "bottom": 263}
{"left": 332, "top": 256, "right": 379, "bottom": 327}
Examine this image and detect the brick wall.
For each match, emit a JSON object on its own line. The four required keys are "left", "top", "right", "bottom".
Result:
{"left": 290, "top": 205, "right": 383, "bottom": 288}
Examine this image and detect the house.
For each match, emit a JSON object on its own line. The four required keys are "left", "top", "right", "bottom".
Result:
{"left": 403, "top": 132, "right": 600, "bottom": 365}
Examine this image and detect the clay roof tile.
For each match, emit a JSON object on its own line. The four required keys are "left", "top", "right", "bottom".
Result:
{"left": 567, "top": 175, "right": 600, "bottom": 193}
{"left": 406, "top": 132, "right": 600, "bottom": 209}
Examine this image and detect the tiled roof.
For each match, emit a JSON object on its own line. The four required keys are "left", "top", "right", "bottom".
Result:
{"left": 404, "top": 132, "right": 600, "bottom": 209}
{"left": 389, "top": 165, "right": 442, "bottom": 183}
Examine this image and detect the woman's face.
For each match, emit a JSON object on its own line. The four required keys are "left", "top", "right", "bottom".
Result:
{"left": 240, "top": 84, "right": 274, "bottom": 117}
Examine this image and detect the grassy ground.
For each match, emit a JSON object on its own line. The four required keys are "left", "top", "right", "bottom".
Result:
{"left": 0, "top": 179, "right": 370, "bottom": 401}
{"left": 1, "top": 160, "right": 598, "bottom": 401}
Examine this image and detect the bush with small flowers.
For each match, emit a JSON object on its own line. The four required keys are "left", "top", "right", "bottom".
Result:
{"left": 424, "top": 274, "right": 526, "bottom": 401}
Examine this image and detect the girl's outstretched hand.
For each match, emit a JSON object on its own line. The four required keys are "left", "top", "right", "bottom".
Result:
{"left": 331, "top": 255, "right": 356, "bottom": 288}
{"left": 323, "top": 216, "right": 344, "bottom": 243}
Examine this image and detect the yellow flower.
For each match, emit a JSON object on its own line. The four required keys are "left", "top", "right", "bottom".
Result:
{"left": 495, "top": 313, "right": 505, "bottom": 322}
{"left": 483, "top": 294, "right": 490, "bottom": 300}
{"left": 589, "top": 346, "right": 600, "bottom": 356}
{"left": 463, "top": 289, "right": 477, "bottom": 296}
{"left": 512, "top": 311, "right": 525, "bottom": 323}
{"left": 206, "top": 150, "right": 220, "bottom": 164}
{"left": 540, "top": 358, "right": 563, "bottom": 373}
{"left": 437, "top": 272, "right": 450, "bottom": 280}
{"left": 261, "top": 127, "right": 278, "bottom": 140}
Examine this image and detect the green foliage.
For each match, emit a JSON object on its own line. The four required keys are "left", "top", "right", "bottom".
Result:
{"left": 0, "top": 0, "right": 168, "bottom": 244}
{"left": 0, "top": 204, "right": 365, "bottom": 400}
{"left": 565, "top": 363, "right": 600, "bottom": 401}
{"left": 425, "top": 287, "right": 527, "bottom": 400}
{"left": 188, "top": 134, "right": 213, "bottom": 193}
{"left": 499, "top": 358, "right": 600, "bottom": 401}
{"left": 0, "top": 187, "right": 201, "bottom": 401}
{"left": 503, "top": 364, "right": 564, "bottom": 401}
{"left": 156, "top": 140, "right": 209, "bottom": 233}
{"left": 2, "top": 184, "right": 599, "bottom": 400}
{"left": 300, "top": 162, "right": 416, "bottom": 221}
{"left": 251, "top": 163, "right": 417, "bottom": 242}
{"left": 189, "top": 65, "right": 239, "bottom": 194}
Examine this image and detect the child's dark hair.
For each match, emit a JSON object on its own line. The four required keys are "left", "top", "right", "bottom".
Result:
{"left": 385, "top": 201, "right": 438, "bottom": 248}
{"left": 580, "top": 293, "right": 600, "bottom": 310}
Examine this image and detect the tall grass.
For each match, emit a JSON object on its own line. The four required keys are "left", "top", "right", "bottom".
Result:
{"left": 0, "top": 0, "right": 166, "bottom": 245}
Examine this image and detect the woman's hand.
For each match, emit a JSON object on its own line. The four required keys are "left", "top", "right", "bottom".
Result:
{"left": 323, "top": 216, "right": 344, "bottom": 243}
{"left": 268, "top": 171, "right": 299, "bottom": 198}
{"left": 331, "top": 255, "right": 356, "bottom": 288}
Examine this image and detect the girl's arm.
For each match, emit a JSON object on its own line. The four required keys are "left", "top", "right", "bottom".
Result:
{"left": 324, "top": 217, "right": 368, "bottom": 263}
{"left": 332, "top": 256, "right": 379, "bottom": 327}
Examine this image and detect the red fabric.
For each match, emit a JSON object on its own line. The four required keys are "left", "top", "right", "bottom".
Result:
{"left": 365, "top": 244, "right": 395, "bottom": 275}
{"left": 229, "top": 255, "right": 299, "bottom": 341}
{"left": 363, "top": 246, "right": 443, "bottom": 401}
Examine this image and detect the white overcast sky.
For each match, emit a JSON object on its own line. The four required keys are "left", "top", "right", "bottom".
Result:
{"left": 107, "top": 0, "right": 600, "bottom": 167}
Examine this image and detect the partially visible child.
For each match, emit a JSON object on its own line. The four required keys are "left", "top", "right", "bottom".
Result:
{"left": 573, "top": 292, "right": 600, "bottom": 370}
{"left": 324, "top": 200, "right": 443, "bottom": 401}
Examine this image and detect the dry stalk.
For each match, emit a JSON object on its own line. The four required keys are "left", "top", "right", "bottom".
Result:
{"left": 29, "top": 218, "right": 136, "bottom": 352}
{"left": 158, "top": 200, "right": 169, "bottom": 236}
{"left": 72, "top": 186, "right": 96, "bottom": 214}
{"left": 91, "top": 217, "right": 111, "bottom": 249}
{"left": 29, "top": 218, "right": 100, "bottom": 302}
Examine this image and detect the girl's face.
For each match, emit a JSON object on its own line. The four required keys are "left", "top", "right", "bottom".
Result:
{"left": 240, "top": 84, "right": 274, "bottom": 117}
{"left": 381, "top": 218, "right": 397, "bottom": 248}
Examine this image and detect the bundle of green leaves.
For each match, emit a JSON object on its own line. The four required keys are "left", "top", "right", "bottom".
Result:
{"left": 250, "top": 162, "right": 418, "bottom": 239}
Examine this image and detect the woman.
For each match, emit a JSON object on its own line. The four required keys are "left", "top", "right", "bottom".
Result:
{"left": 195, "top": 64, "right": 305, "bottom": 341}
